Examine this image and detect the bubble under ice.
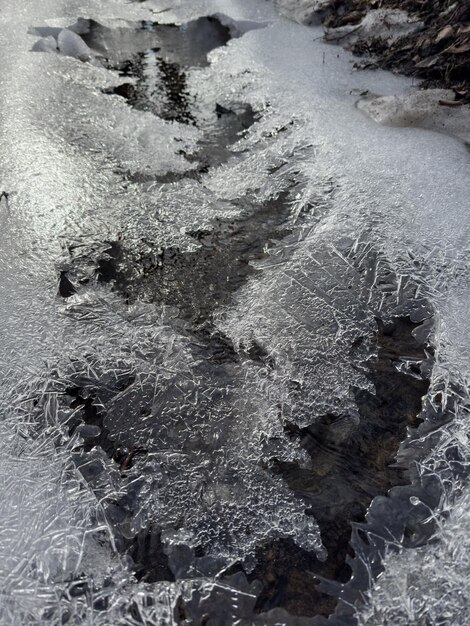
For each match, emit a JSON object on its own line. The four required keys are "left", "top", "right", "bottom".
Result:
{"left": 0, "top": 0, "right": 470, "bottom": 624}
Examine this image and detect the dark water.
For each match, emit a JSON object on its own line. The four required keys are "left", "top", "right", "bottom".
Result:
{"left": 90, "top": 16, "right": 259, "bottom": 178}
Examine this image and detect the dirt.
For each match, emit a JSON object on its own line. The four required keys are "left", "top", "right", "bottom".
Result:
{"left": 322, "top": 0, "right": 470, "bottom": 100}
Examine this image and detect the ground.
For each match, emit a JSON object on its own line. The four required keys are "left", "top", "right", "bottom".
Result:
{"left": 304, "top": 0, "right": 470, "bottom": 100}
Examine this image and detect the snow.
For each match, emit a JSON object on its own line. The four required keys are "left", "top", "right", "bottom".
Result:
{"left": 0, "top": 0, "right": 470, "bottom": 623}
{"left": 357, "top": 89, "right": 470, "bottom": 144}
{"left": 324, "top": 9, "right": 423, "bottom": 45}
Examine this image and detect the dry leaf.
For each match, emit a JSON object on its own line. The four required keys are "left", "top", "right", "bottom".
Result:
{"left": 436, "top": 25, "right": 454, "bottom": 42}
{"left": 439, "top": 99, "right": 464, "bottom": 107}
{"left": 416, "top": 54, "right": 440, "bottom": 68}
{"left": 446, "top": 42, "right": 470, "bottom": 54}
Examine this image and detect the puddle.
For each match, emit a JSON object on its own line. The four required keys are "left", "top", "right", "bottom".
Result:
{"left": 87, "top": 17, "right": 257, "bottom": 163}
{"left": 32, "top": 16, "right": 233, "bottom": 125}
{"left": 99, "top": 21, "right": 257, "bottom": 153}
{"left": 105, "top": 47, "right": 196, "bottom": 125}
{"left": 119, "top": 102, "right": 257, "bottom": 186}
{"left": 89, "top": 190, "right": 300, "bottom": 365}
{"left": 187, "top": 102, "right": 257, "bottom": 171}
{"left": 34, "top": 17, "right": 259, "bottom": 172}
{"left": 32, "top": 16, "right": 232, "bottom": 66}
{"left": 60, "top": 222, "right": 443, "bottom": 621}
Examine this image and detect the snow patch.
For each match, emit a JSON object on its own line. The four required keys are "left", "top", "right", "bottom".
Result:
{"left": 357, "top": 89, "right": 470, "bottom": 144}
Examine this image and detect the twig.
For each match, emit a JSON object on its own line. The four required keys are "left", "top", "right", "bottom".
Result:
{"left": 324, "top": 24, "right": 363, "bottom": 43}
{"left": 0, "top": 190, "right": 10, "bottom": 213}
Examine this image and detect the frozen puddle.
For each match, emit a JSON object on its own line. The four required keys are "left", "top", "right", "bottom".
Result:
{"left": 98, "top": 17, "right": 259, "bottom": 173}
{"left": 1, "top": 0, "right": 470, "bottom": 624}
{"left": 98, "top": 16, "right": 231, "bottom": 125}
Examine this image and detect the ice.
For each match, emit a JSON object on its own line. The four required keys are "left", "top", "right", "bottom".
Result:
{"left": 0, "top": 413, "right": 110, "bottom": 624}
{"left": 57, "top": 28, "right": 94, "bottom": 60}
{"left": 31, "top": 34, "right": 58, "bottom": 53}
{"left": 358, "top": 419, "right": 470, "bottom": 626}
{"left": 1, "top": 0, "right": 470, "bottom": 623}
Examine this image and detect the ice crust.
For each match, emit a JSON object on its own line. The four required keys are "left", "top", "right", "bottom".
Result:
{"left": 358, "top": 399, "right": 470, "bottom": 626}
{"left": 1, "top": 0, "right": 470, "bottom": 623}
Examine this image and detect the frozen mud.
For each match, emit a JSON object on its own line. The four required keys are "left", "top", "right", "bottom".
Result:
{"left": 1, "top": 0, "right": 470, "bottom": 624}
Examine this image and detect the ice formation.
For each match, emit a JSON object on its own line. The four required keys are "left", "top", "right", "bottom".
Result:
{"left": 0, "top": 0, "right": 469, "bottom": 624}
